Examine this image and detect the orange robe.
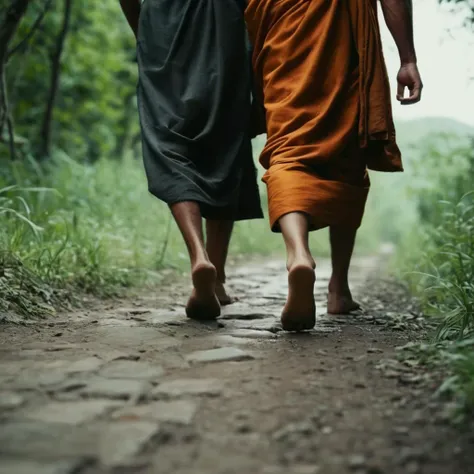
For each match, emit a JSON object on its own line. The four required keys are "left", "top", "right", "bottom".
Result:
{"left": 246, "top": 0, "right": 402, "bottom": 232}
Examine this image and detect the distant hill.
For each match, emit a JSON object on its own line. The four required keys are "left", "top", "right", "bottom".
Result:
{"left": 395, "top": 117, "right": 474, "bottom": 147}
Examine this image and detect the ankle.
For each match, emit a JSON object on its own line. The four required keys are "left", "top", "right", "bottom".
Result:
{"left": 287, "top": 251, "right": 315, "bottom": 270}
{"left": 216, "top": 272, "right": 226, "bottom": 284}
{"left": 190, "top": 251, "right": 211, "bottom": 269}
{"left": 328, "top": 277, "right": 350, "bottom": 295}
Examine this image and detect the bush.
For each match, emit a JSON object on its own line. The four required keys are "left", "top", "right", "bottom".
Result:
{"left": 396, "top": 137, "right": 474, "bottom": 416}
{"left": 0, "top": 152, "right": 288, "bottom": 318}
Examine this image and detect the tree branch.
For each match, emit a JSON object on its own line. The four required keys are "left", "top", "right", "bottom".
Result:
{"left": 39, "top": 0, "right": 73, "bottom": 159}
{"left": 7, "top": 0, "right": 53, "bottom": 61}
{"left": 0, "top": 0, "right": 30, "bottom": 62}
{"left": 0, "top": 0, "right": 30, "bottom": 158}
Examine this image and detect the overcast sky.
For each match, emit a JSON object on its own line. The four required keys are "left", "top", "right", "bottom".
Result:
{"left": 379, "top": 0, "right": 474, "bottom": 126}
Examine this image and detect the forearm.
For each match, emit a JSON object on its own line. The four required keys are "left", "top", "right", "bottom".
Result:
{"left": 379, "top": 0, "right": 416, "bottom": 64}
{"left": 119, "top": 0, "right": 141, "bottom": 37}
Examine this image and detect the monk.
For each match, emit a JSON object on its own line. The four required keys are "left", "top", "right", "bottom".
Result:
{"left": 245, "top": 0, "right": 422, "bottom": 330}
{"left": 119, "top": 0, "right": 263, "bottom": 320}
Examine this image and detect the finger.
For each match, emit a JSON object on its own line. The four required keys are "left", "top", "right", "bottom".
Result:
{"left": 400, "top": 85, "right": 422, "bottom": 105}
{"left": 396, "top": 82, "right": 405, "bottom": 102}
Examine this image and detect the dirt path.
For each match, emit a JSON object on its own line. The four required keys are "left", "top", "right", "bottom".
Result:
{"left": 0, "top": 255, "right": 473, "bottom": 474}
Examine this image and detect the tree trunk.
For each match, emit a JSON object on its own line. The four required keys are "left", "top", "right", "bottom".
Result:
{"left": 7, "top": 0, "right": 53, "bottom": 60}
{"left": 0, "top": 0, "right": 30, "bottom": 158}
{"left": 39, "top": 0, "right": 72, "bottom": 159}
{"left": 114, "top": 90, "right": 136, "bottom": 159}
{"left": 0, "top": 0, "right": 30, "bottom": 64}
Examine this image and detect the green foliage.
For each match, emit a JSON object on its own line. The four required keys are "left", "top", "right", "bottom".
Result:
{"left": 0, "top": 152, "right": 288, "bottom": 313}
{"left": 414, "top": 195, "right": 474, "bottom": 341}
{"left": 3, "top": 1, "right": 138, "bottom": 161}
{"left": 395, "top": 134, "right": 474, "bottom": 416}
{"left": 397, "top": 140, "right": 474, "bottom": 339}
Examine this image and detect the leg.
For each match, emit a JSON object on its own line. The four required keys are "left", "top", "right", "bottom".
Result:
{"left": 206, "top": 219, "right": 236, "bottom": 306}
{"left": 327, "top": 225, "right": 361, "bottom": 314}
{"left": 170, "top": 202, "right": 220, "bottom": 320}
{"left": 279, "top": 212, "right": 316, "bottom": 331}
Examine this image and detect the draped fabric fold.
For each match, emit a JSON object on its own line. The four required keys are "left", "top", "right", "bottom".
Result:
{"left": 137, "top": 0, "right": 263, "bottom": 221}
{"left": 348, "top": 0, "right": 403, "bottom": 171}
{"left": 246, "top": 0, "right": 402, "bottom": 232}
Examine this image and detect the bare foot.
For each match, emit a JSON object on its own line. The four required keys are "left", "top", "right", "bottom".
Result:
{"left": 215, "top": 281, "right": 237, "bottom": 306}
{"left": 327, "top": 292, "right": 361, "bottom": 315}
{"left": 186, "top": 262, "right": 221, "bottom": 321}
{"left": 281, "top": 263, "right": 316, "bottom": 331}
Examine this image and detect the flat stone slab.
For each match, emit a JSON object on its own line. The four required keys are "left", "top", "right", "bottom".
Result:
{"left": 22, "top": 400, "right": 119, "bottom": 425}
{"left": 116, "top": 307, "right": 154, "bottom": 315}
{"left": 0, "top": 421, "right": 98, "bottom": 458}
{"left": 152, "top": 379, "right": 224, "bottom": 398}
{"left": 65, "top": 357, "right": 104, "bottom": 373}
{"left": 79, "top": 377, "right": 151, "bottom": 400}
{"left": 221, "top": 318, "right": 281, "bottom": 332}
{"left": 149, "top": 309, "right": 186, "bottom": 325}
{"left": 14, "top": 370, "right": 68, "bottom": 389}
{"left": 113, "top": 400, "right": 197, "bottom": 425}
{"left": 225, "top": 329, "right": 278, "bottom": 339}
{"left": 185, "top": 347, "right": 255, "bottom": 364}
{"left": 0, "top": 361, "right": 27, "bottom": 376}
{"left": 100, "top": 351, "right": 141, "bottom": 362}
{"left": 0, "top": 458, "right": 93, "bottom": 474}
{"left": 97, "top": 318, "right": 138, "bottom": 327}
{"left": 90, "top": 327, "right": 178, "bottom": 350}
{"left": 220, "top": 303, "right": 273, "bottom": 320}
{"left": 99, "top": 421, "right": 160, "bottom": 466}
{"left": 0, "top": 392, "right": 25, "bottom": 409}
{"left": 99, "top": 361, "right": 164, "bottom": 380}
{"left": 213, "top": 335, "right": 254, "bottom": 346}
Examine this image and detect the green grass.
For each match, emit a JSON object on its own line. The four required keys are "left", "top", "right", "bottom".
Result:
{"left": 2, "top": 120, "right": 471, "bottom": 327}
{"left": 0, "top": 153, "right": 285, "bottom": 298}
{"left": 392, "top": 136, "right": 474, "bottom": 417}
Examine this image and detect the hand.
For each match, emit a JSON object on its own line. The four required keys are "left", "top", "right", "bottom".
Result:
{"left": 396, "top": 62, "right": 423, "bottom": 105}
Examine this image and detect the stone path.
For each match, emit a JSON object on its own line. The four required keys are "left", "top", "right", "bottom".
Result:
{"left": 0, "top": 255, "right": 473, "bottom": 474}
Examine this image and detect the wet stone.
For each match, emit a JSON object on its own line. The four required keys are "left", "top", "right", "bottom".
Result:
{"left": 0, "top": 362, "right": 27, "bottom": 376}
{"left": 99, "top": 360, "right": 164, "bottom": 380}
{"left": 14, "top": 371, "right": 67, "bottom": 389}
{"left": 80, "top": 377, "right": 151, "bottom": 400}
{"left": 222, "top": 318, "right": 281, "bottom": 332}
{"left": 309, "top": 326, "right": 339, "bottom": 334}
{"left": 348, "top": 455, "right": 367, "bottom": 470}
{"left": 0, "top": 392, "right": 25, "bottom": 410}
{"left": 0, "top": 375, "right": 13, "bottom": 386}
{"left": 0, "top": 421, "right": 98, "bottom": 458}
{"left": 21, "top": 400, "right": 119, "bottom": 425}
{"left": 214, "top": 335, "right": 253, "bottom": 346}
{"left": 0, "top": 458, "right": 93, "bottom": 474}
{"left": 117, "top": 307, "right": 153, "bottom": 316}
{"left": 45, "top": 344, "right": 81, "bottom": 352}
{"left": 273, "top": 422, "right": 315, "bottom": 441}
{"left": 101, "top": 351, "right": 141, "bottom": 362}
{"left": 113, "top": 400, "right": 197, "bottom": 425}
{"left": 99, "top": 421, "right": 160, "bottom": 466}
{"left": 97, "top": 318, "right": 138, "bottom": 327}
{"left": 149, "top": 309, "right": 186, "bottom": 326}
{"left": 54, "top": 379, "right": 88, "bottom": 394}
{"left": 263, "top": 466, "right": 320, "bottom": 474}
{"left": 186, "top": 347, "right": 255, "bottom": 364}
{"left": 152, "top": 379, "right": 224, "bottom": 399}
{"left": 405, "top": 462, "right": 421, "bottom": 474}
{"left": 367, "top": 348, "right": 384, "bottom": 354}
{"left": 64, "top": 357, "right": 104, "bottom": 373}
{"left": 220, "top": 303, "right": 273, "bottom": 320}
{"left": 225, "top": 329, "right": 278, "bottom": 339}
